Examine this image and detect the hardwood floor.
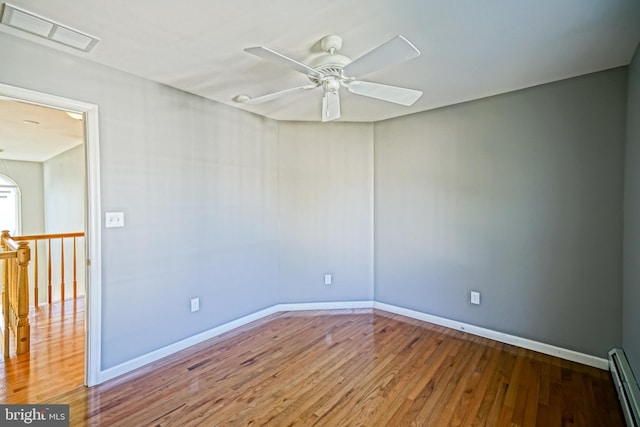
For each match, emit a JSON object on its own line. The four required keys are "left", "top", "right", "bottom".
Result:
{"left": 0, "top": 298, "right": 85, "bottom": 404}
{"left": 2, "top": 305, "right": 624, "bottom": 426}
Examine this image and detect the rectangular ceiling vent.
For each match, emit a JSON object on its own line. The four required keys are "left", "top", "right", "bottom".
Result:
{"left": 0, "top": 3, "right": 99, "bottom": 52}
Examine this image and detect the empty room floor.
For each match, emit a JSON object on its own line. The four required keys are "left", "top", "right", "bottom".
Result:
{"left": 7, "top": 307, "right": 623, "bottom": 426}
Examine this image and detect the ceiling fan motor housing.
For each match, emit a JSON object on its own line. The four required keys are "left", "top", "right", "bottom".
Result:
{"left": 307, "top": 53, "right": 352, "bottom": 85}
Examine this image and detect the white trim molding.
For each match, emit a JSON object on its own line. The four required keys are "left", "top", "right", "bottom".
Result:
{"left": 0, "top": 83, "right": 103, "bottom": 386}
{"left": 99, "top": 299, "right": 608, "bottom": 384}
{"left": 373, "top": 302, "right": 609, "bottom": 370}
{"left": 98, "top": 301, "right": 373, "bottom": 383}
{"left": 99, "top": 305, "right": 280, "bottom": 383}
{"left": 275, "top": 300, "right": 373, "bottom": 312}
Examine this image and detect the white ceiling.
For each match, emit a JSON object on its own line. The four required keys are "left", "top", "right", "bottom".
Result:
{"left": 0, "top": 99, "right": 83, "bottom": 162}
{"left": 1, "top": 0, "right": 639, "bottom": 125}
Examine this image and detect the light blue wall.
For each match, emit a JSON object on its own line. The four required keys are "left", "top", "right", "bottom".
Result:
{"left": 98, "top": 93, "right": 280, "bottom": 368}
{"left": 43, "top": 144, "right": 86, "bottom": 303}
{"left": 44, "top": 144, "right": 85, "bottom": 233}
{"left": 277, "top": 122, "right": 373, "bottom": 303}
{"left": 374, "top": 68, "right": 627, "bottom": 357}
{"left": 0, "top": 159, "right": 43, "bottom": 235}
{"left": 0, "top": 32, "right": 374, "bottom": 369}
{"left": 624, "top": 43, "right": 640, "bottom": 376}
{"left": 1, "top": 28, "right": 634, "bottom": 371}
{"left": 1, "top": 160, "right": 45, "bottom": 307}
{"left": 0, "top": 33, "right": 279, "bottom": 367}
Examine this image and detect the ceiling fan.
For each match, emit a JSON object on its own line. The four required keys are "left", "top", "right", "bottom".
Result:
{"left": 237, "top": 35, "right": 423, "bottom": 122}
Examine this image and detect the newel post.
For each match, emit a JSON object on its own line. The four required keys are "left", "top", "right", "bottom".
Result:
{"left": 1, "top": 230, "right": 8, "bottom": 358}
{"left": 1, "top": 230, "right": 8, "bottom": 310}
{"left": 16, "top": 241, "right": 30, "bottom": 355}
{"left": 0, "top": 230, "right": 7, "bottom": 250}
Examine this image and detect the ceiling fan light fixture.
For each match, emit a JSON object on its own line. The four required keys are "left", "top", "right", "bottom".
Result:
{"left": 324, "top": 79, "right": 341, "bottom": 93}
{"left": 0, "top": 3, "right": 99, "bottom": 52}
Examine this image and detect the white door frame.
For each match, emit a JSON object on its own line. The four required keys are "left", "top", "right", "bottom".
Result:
{"left": 0, "top": 82, "right": 102, "bottom": 386}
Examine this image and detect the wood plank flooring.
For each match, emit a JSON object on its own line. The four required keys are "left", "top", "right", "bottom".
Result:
{"left": 1, "top": 305, "right": 624, "bottom": 426}
{"left": 0, "top": 298, "right": 85, "bottom": 404}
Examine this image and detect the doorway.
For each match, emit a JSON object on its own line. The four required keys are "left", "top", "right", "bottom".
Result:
{"left": 0, "top": 83, "right": 102, "bottom": 387}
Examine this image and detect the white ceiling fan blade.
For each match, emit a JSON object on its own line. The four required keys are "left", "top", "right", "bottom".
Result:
{"left": 342, "top": 36, "right": 420, "bottom": 78}
{"left": 245, "top": 46, "right": 324, "bottom": 79}
{"left": 322, "top": 91, "right": 341, "bottom": 122}
{"left": 241, "top": 84, "right": 317, "bottom": 105}
{"left": 347, "top": 81, "right": 423, "bottom": 106}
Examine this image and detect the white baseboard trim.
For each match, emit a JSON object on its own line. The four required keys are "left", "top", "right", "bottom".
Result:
{"left": 373, "top": 302, "right": 609, "bottom": 370}
{"left": 98, "top": 301, "right": 373, "bottom": 384}
{"left": 275, "top": 300, "right": 374, "bottom": 311}
{"left": 98, "top": 299, "right": 609, "bottom": 384}
{"left": 98, "top": 305, "right": 280, "bottom": 383}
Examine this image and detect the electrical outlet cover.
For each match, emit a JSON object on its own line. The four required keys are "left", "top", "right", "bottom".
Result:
{"left": 470, "top": 291, "right": 480, "bottom": 305}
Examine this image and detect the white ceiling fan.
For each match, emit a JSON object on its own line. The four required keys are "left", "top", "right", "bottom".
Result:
{"left": 237, "top": 35, "right": 423, "bottom": 122}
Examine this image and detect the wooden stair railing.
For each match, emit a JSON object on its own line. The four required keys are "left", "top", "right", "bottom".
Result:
{"left": 1, "top": 230, "right": 31, "bottom": 358}
{"left": 12, "top": 232, "right": 85, "bottom": 306}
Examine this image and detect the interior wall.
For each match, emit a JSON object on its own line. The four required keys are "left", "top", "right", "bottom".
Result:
{"left": 277, "top": 121, "right": 374, "bottom": 303}
{"left": 0, "top": 160, "right": 45, "bottom": 306}
{"left": 0, "top": 33, "right": 282, "bottom": 369}
{"left": 101, "top": 95, "right": 281, "bottom": 369}
{"left": 374, "top": 68, "right": 627, "bottom": 357}
{"left": 1, "top": 28, "right": 634, "bottom": 374}
{"left": 0, "top": 159, "right": 44, "bottom": 235}
{"left": 623, "top": 43, "right": 640, "bottom": 376}
{"left": 44, "top": 144, "right": 85, "bottom": 233}
{"left": 43, "top": 144, "right": 86, "bottom": 302}
{"left": 0, "top": 32, "right": 374, "bottom": 370}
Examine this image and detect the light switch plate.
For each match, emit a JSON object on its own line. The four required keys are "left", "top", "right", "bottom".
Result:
{"left": 105, "top": 211, "right": 124, "bottom": 228}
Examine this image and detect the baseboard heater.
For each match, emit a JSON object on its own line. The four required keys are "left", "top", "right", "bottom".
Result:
{"left": 609, "top": 348, "right": 640, "bottom": 427}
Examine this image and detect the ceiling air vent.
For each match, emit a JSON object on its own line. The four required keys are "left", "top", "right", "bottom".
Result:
{"left": 0, "top": 3, "right": 99, "bottom": 52}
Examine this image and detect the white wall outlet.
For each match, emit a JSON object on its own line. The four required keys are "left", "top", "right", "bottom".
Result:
{"left": 470, "top": 291, "right": 481, "bottom": 305}
{"left": 105, "top": 211, "right": 125, "bottom": 228}
{"left": 324, "top": 274, "right": 332, "bottom": 285}
{"left": 190, "top": 297, "right": 200, "bottom": 312}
